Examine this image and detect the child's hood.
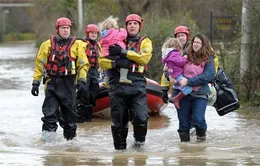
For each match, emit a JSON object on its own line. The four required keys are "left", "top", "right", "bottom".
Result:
{"left": 162, "top": 48, "right": 174, "bottom": 60}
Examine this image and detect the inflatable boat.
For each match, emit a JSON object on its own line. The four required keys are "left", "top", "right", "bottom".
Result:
{"left": 93, "top": 78, "right": 166, "bottom": 118}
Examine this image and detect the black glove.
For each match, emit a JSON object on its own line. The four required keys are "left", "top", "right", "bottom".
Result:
{"left": 31, "top": 83, "right": 39, "bottom": 96}
{"left": 112, "top": 59, "right": 131, "bottom": 69}
{"left": 161, "top": 86, "right": 169, "bottom": 103}
{"left": 109, "top": 44, "right": 127, "bottom": 58}
{"left": 162, "top": 90, "right": 169, "bottom": 103}
{"left": 76, "top": 81, "right": 86, "bottom": 93}
{"left": 165, "top": 71, "right": 170, "bottom": 81}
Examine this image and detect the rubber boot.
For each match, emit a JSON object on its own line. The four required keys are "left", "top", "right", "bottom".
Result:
{"left": 76, "top": 105, "right": 92, "bottom": 122}
{"left": 111, "top": 126, "right": 128, "bottom": 150}
{"left": 84, "top": 106, "right": 93, "bottom": 122}
{"left": 119, "top": 68, "right": 132, "bottom": 84}
{"left": 170, "top": 92, "right": 185, "bottom": 109}
{"left": 76, "top": 104, "right": 86, "bottom": 123}
{"left": 63, "top": 126, "right": 77, "bottom": 141}
{"left": 133, "top": 126, "right": 147, "bottom": 150}
{"left": 178, "top": 131, "right": 190, "bottom": 142}
{"left": 196, "top": 128, "right": 206, "bottom": 142}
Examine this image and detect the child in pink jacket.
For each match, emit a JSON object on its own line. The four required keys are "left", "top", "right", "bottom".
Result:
{"left": 99, "top": 16, "right": 131, "bottom": 87}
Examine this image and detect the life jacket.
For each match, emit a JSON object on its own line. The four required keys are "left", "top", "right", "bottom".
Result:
{"left": 210, "top": 47, "right": 219, "bottom": 75}
{"left": 126, "top": 36, "right": 148, "bottom": 74}
{"left": 182, "top": 41, "right": 190, "bottom": 55}
{"left": 213, "top": 53, "right": 219, "bottom": 74}
{"left": 85, "top": 40, "right": 99, "bottom": 68}
{"left": 46, "top": 35, "right": 76, "bottom": 76}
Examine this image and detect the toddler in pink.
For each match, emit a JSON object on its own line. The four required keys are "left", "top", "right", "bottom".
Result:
{"left": 99, "top": 16, "right": 131, "bottom": 86}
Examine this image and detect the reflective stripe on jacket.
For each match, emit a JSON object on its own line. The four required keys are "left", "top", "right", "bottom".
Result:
{"left": 99, "top": 37, "right": 152, "bottom": 70}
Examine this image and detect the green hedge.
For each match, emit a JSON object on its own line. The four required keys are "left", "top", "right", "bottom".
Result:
{"left": 3, "top": 32, "right": 35, "bottom": 42}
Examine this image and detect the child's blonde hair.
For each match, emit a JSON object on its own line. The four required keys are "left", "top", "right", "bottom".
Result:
{"left": 99, "top": 15, "right": 119, "bottom": 31}
{"left": 162, "top": 37, "right": 182, "bottom": 51}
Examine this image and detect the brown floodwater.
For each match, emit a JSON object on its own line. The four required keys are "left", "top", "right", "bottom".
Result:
{"left": 0, "top": 42, "right": 260, "bottom": 166}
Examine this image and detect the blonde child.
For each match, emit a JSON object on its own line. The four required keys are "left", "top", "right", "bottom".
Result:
{"left": 99, "top": 15, "right": 131, "bottom": 87}
{"left": 161, "top": 38, "right": 191, "bottom": 109}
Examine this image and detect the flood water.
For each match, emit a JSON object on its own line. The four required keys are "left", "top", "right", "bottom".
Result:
{"left": 0, "top": 41, "right": 260, "bottom": 166}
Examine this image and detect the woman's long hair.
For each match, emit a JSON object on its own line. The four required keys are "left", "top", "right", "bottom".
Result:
{"left": 186, "top": 33, "right": 213, "bottom": 65}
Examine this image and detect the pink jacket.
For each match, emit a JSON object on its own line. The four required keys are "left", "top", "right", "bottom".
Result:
{"left": 183, "top": 61, "right": 206, "bottom": 91}
{"left": 162, "top": 49, "right": 187, "bottom": 78}
{"left": 100, "top": 28, "right": 127, "bottom": 56}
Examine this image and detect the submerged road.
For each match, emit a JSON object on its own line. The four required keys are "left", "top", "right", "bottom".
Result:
{"left": 0, "top": 41, "right": 259, "bottom": 166}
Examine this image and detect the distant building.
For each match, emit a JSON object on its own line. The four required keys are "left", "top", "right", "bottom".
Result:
{"left": 0, "top": 0, "right": 34, "bottom": 36}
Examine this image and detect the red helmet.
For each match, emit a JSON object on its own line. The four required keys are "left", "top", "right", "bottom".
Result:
{"left": 56, "top": 17, "right": 72, "bottom": 30}
{"left": 85, "top": 24, "right": 99, "bottom": 38}
{"left": 174, "top": 26, "right": 190, "bottom": 40}
{"left": 125, "top": 14, "right": 143, "bottom": 31}
{"left": 55, "top": 17, "right": 72, "bottom": 34}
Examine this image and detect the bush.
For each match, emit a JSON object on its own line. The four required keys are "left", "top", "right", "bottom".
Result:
{"left": 3, "top": 32, "right": 35, "bottom": 42}
{"left": 249, "top": 90, "right": 260, "bottom": 107}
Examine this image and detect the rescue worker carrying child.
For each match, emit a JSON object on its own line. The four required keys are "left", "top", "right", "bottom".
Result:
{"left": 99, "top": 14, "right": 153, "bottom": 150}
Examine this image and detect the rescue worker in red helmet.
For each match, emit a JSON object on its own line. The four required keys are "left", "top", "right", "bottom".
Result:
{"left": 160, "top": 25, "right": 191, "bottom": 103}
{"left": 174, "top": 25, "right": 190, "bottom": 54}
{"left": 99, "top": 14, "right": 153, "bottom": 150}
{"left": 76, "top": 24, "right": 102, "bottom": 122}
{"left": 31, "top": 17, "right": 89, "bottom": 141}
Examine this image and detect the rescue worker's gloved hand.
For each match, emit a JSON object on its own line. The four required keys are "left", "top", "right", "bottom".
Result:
{"left": 162, "top": 90, "right": 169, "bottom": 103}
{"left": 112, "top": 59, "right": 131, "bottom": 69}
{"left": 31, "top": 83, "right": 39, "bottom": 96}
{"left": 109, "top": 44, "right": 127, "bottom": 58}
{"left": 161, "top": 87, "right": 169, "bottom": 103}
{"left": 76, "top": 81, "right": 86, "bottom": 93}
{"left": 165, "top": 71, "right": 170, "bottom": 81}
